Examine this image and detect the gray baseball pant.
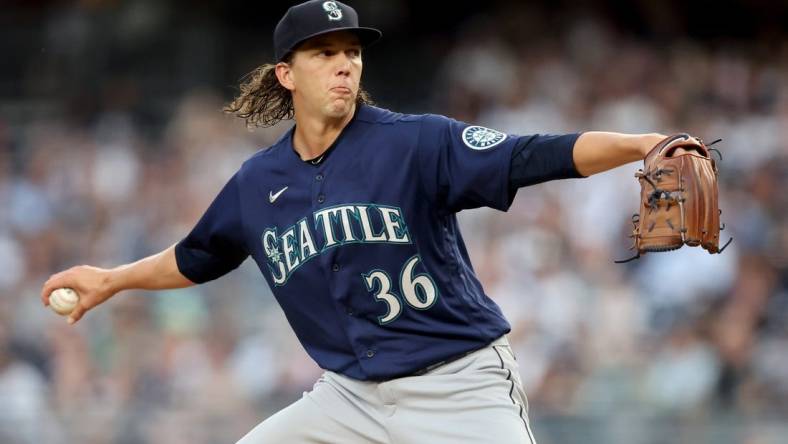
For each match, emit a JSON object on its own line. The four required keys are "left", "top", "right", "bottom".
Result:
{"left": 235, "top": 336, "right": 537, "bottom": 444}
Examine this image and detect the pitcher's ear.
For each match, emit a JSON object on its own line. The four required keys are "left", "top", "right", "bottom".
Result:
{"left": 275, "top": 62, "right": 295, "bottom": 91}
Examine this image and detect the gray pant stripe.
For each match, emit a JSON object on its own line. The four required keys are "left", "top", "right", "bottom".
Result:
{"left": 493, "top": 346, "right": 537, "bottom": 444}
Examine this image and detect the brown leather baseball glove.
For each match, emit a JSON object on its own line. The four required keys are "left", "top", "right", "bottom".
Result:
{"left": 616, "top": 134, "right": 732, "bottom": 263}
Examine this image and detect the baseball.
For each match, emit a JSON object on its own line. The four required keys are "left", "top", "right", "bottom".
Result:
{"left": 49, "top": 288, "right": 80, "bottom": 316}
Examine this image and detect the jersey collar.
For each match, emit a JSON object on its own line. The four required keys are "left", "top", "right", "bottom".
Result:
{"left": 287, "top": 104, "right": 364, "bottom": 167}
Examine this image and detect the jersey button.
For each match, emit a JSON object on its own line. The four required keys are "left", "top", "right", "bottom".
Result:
{"left": 317, "top": 194, "right": 325, "bottom": 203}
{"left": 315, "top": 174, "right": 324, "bottom": 181}
{"left": 366, "top": 350, "right": 375, "bottom": 358}
{"left": 332, "top": 263, "right": 340, "bottom": 272}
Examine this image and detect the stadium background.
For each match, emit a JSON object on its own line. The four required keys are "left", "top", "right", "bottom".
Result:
{"left": 2, "top": 0, "right": 788, "bottom": 443}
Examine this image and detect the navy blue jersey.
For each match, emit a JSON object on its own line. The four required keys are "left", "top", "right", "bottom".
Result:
{"left": 176, "top": 105, "right": 579, "bottom": 381}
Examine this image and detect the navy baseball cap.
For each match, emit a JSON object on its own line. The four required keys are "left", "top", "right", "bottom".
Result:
{"left": 274, "top": 0, "right": 382, "bottom": 62}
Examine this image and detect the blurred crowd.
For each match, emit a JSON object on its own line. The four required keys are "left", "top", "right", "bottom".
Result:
{"left": 2, "top": 3, "right": 788, "bottom": 444}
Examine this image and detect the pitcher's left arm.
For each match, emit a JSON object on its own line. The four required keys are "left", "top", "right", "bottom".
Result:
{"left": 571, "top": 132, "right": 666, "bottom": 177}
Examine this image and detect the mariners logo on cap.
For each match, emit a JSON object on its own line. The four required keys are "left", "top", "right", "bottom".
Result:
{"left": 462, "top": 126, "right": 507, "bottom": 150}
{"left": 323, "top": 1, "right": 343, "bottom": 21}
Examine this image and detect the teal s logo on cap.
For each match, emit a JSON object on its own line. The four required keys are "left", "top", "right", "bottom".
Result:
{"left": 273, "top": 0, "right": 382, "bottom": 61}
{"left": 462, "top": 126, "right": 508, "bottom": 150}
{"left": 323, "top": 1, "right": 343, "bottom": 21}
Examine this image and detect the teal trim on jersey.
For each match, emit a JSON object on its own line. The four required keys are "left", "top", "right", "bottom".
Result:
{"left": 314, "top": 207, "right": 343, "bottom": 250}
{"left": 362, "top": 269, "right": 402, "bottom": 325}
{"left": 326, "top": 204, "right": 362, "bottom": 246}
{"left": 280, "top": 225, "right": 300, "bottom": 272}
{"left": 275, "top": 217, "right": 321, "bottom": 287}
{"left": 296, "top": 217, "right": 320, "bottom": 261}
{"left": 357, "top": 203, "right": 411, "bottom": 245}
{"left": 265, "top": 203, "right": 413, "bottom": 287}
{"left": 398, "top": 254, "right": 439, "bottom": 311}
{"left": 378, "top": 205, "right": 411, "bottom": 243}
{"left": 261, "top": 223, "right": 308, "bottom": 288}
{"left": 261, "top": 227, "right": 287, "bottom": 285}
{"left": 315, "top": 203, "right": 412, "bottom": 254}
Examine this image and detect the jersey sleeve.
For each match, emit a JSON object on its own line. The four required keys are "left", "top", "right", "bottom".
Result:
{"left": 175, "top": 173, "right": 249, "bottom": 284}
{"left": 415, "top": 114, "right": 580, "bottom": 213}
{"left": 509, "top": 133, "right": 584, "bottom": 188}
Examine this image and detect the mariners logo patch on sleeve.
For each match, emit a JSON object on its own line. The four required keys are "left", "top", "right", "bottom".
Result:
{"left": 461, "top": 126, "right": 508, "bottom": 150}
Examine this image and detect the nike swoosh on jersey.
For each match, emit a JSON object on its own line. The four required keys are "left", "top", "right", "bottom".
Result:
{"left": 269, "top": 186, "right": 288, "bottom": 203}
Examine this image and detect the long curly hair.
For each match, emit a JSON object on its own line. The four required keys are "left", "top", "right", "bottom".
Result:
{"left": 224, "top": 59, "right": 373, "bottom": 128}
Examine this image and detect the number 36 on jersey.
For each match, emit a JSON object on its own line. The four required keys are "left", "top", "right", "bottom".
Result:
{"left": 363, "top": 255, "right": 438, "bottom": 324}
